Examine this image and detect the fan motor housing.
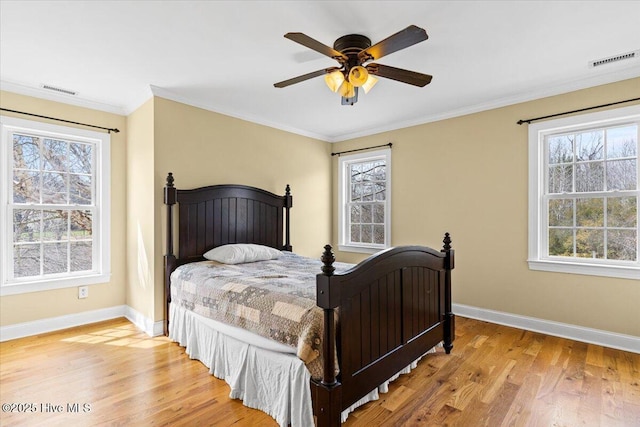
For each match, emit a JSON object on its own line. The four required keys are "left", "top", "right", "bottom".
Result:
{"left": 333, "top": 34, "right": 371, "bottom": 55}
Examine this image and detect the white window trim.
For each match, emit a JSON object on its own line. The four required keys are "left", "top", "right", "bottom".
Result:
{"left": 527, "top": 104, "right": 640, "bottom": 280}
{"left": 0, "top": 115, "right": 111, "bottom": 295}
{"left": 338, "top": 148, "right": 391, "bottom": 253}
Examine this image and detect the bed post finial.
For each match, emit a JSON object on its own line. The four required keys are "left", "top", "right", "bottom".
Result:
{"left": 166, "top": 172, "right": 174, "bottom": 188}
{"left": 443, "top": 232, "right": 452, "bottom": 251}
{"left": 321, "top": 245, "right": 335, "bottom": 276}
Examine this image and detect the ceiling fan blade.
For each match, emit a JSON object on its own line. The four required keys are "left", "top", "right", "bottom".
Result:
{"left": 366, "top": 63, "right": 433, "bottom": 87}
{"left": 274, "top": 67, "right": 339, "bottom": 88}
{"left": 284, "top": 33, "right": 348, "bottom": 62}
{"left": 358, "top": 25, "right": 428, "bottom": 62}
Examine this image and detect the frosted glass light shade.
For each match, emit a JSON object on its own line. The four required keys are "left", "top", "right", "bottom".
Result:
{"left": 324, "top": 70, "right": 345, "bottom": 93}
{"left": 362, "top": 75, "right": 378, "bottom": 94}
{"left": 348, "top": 66, "right": 369, "bottom": 87}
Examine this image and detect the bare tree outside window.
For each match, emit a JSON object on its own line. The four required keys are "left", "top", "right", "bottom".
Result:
{"left": 349, "top": 160, "right": 386, "bottom": 245}
{"left": 11, "top": 133, "right": 94, "bottom": 279}
{"left": 546, "top": 124, "right": 637, "bottom": 262}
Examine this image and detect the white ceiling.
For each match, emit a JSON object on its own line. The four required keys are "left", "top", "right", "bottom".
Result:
{"left": 1, "top": 1, "right": 639, "bottom": 142}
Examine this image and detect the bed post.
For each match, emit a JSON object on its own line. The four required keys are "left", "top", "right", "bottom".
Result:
{"left": 164, "top": 173, "right": 177, "bottom": 336}
{"left": 284, "top": 184, "right": 292, "bottom": 251}
{"left": 313, "top": 245, "right": 342, "bottom": 427}
{"left": 441, "top": 232, "right": 455, "bottom": 354}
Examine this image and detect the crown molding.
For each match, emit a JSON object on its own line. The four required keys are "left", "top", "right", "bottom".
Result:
{"left": 4, "top": 64, "right": 639, "bottom": 143}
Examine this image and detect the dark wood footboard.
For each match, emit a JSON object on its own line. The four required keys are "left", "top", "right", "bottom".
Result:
{"left": 313, "top": 235, "right": 454, "bottom": 426}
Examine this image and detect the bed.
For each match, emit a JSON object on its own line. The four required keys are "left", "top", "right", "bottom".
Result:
{"left": 163, "top": 173, "right": 455, "bottom": 426}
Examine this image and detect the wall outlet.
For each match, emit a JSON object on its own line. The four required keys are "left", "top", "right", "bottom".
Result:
{"left": 78, "top": 286, "right": 89, "bottom": 299}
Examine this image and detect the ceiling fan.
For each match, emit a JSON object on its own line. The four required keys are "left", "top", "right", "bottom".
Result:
{"left": 274, "top": 25, "right": 432, "bottom": 105}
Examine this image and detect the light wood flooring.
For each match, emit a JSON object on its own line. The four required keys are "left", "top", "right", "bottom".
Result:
{"left": 0, "top": 316, "right": 638, "bottom": 426}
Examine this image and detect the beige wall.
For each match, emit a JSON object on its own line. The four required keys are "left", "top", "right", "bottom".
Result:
{"left": 125, "top": 98, "right": 155, "bottom": 321}
{"left": 151, "top": 97, "right": 332, "bottom": 321}
{"left": 0, "top": 91, "right": 127, "bottom": 325}
{"left": 331, "top": 77, "right": 640, "bottom": 337}
{"left": 2, "top": 78, "right": 637, "bottom": 339}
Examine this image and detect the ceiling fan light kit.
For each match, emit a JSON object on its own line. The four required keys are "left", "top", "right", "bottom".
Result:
{"left": 274, "top": 25, "right": 433, "bottom": 105}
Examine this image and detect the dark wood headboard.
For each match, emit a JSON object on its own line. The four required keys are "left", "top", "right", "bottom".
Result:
{"left": 163, "top": 172, "right": 293, "bottom": 332}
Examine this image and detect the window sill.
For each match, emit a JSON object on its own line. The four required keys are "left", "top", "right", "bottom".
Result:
{"left": 528, "top": 259, "right": 639, "bottom": 280}
{"left": 1, "top": 273, "right": 111, "bottom": 296}
{"left": 338, "top": 244, "right": 387, "bottom": 255}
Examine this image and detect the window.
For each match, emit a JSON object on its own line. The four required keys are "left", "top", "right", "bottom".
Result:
{"left": 1, "top": 116, "right": 111, "bottom": 295}
{"left": 528, "top": 105, "right": 639, "bottom": 279}
{"left": 338, "top": 148, "right": 391, "bottom": 253}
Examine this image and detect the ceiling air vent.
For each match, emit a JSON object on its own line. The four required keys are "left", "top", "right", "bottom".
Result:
{"left": 589, "top": 50, "right": 639, "bottom": 68}
{"left": 41, "top": 84, "right": 77, "bottom": 96}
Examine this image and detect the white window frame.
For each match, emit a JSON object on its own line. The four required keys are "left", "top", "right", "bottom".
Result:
{"left": 0, "top": 116, "right": 111, "bottom": 295}
{"left": 338, "top": 148, "right": 391, "bottom": 253}
{"left": 528, "top": 104, "right": 640, "bottom": 280}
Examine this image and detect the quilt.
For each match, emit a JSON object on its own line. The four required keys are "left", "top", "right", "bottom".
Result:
{"left": 170, "top": 251, "right": 353, "bottom": 379}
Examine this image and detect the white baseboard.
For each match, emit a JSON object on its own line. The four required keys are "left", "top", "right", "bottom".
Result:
{"left": 0, "top": 305, "right": 164, "bottom": 342}
{"left": 453, "top": 303, "right": 640, "bottom": 354}
{"left": 3, "top": 302, "right": 637, "bottom": 353}
{"left": 124, "top": 306, "right": 165, "bottom": 337}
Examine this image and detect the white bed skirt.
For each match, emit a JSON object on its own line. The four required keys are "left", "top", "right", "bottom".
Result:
{"left": 169, "top": 303, "right": 439, "bottom": 426}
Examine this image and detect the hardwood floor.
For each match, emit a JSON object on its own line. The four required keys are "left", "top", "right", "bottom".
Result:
{"left": 1, "top": 317, "right": 638, "bottom": 426}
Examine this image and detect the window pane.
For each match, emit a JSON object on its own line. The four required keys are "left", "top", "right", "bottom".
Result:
{"left": 576, "top": 229, "right": 604, "bottom": 259}
{"left": 361, "top": 204, "right": 372, "bottom": 223}
{"left": 350, "top": 225, "right": 361, "bottom": 243}
{"left": 43, "top": 243, "right": 68, "bottom": 274}
{"left": 575, "top": 162, "right": 604, "bottom": 192}
{"left": 361, "top": 225, "right": 372, "bottom": 243}
{"left": 607, "top": 125, "right": 637, "bottom": 159}
{"left": 576, "top": 130, "right": 604, "bottom": 161}
{"left": 70, "top": 174, "right": 92, "bottom": 204}
{"left": 13, "top": 244, "right": 41, "bottom": 278}
{"left": 548, "top": 164, "right": 573, "bottom": 193}
{"left": 42, "top": 138, "right": 68, "bottom": 172}
{"left": 13, "top": 134, "right": 40, "bottom": 170}
{"left": 70, "top": 242, "right": 92, "bottom": 272}
{"left": 549, "top": 228, "right": 573, "bottom": 256}
{"left": 13, "top": 170, "right": 40, "bottom": 203}
{"left": 43, "top": 210, "right": 68, "bottom": 241}
{"left": 373, "top": 204, "right": 384, "bottom": 224}
{"left": 14, "top": 209, "right": 41, "bottom": 243}
{"left": 350, "top": 163, "right": 362, "bottom": 182}
{"left": 70, "top": 210, "right": 92, "bottom": 240}
{"left": 69, "top": 143, "right": 92, "bottom": 174}
{"left": 608, "top": 229, "right": 637, "bottom": 261}
{"left": 42, "top": 172, "right": 67, "bottom": 204}
{"left": 549, "top": 199, "right": 573, "bottom": 226}
{"left": 374, "top": 182, "right": 386, "bottom": 201}
{"left": 548, "top": 135, "right": 573, "bottom": 164}
{"left": 350, "top": 205, "right": 361, "bottom": 223}
{"left": 373, "top": 225, "right": 385, "bottom": 244}
{"left": 606, "top": 159, "right": 636, "bottom": 190}
{"left": 362, "top": 184, "right": 374, "bottom": 201}
{"left": 374, "top": 164, "right": 386, "bottom": 180}
{"left": 576, "top": 198, "right": 604, "bottom": 227}
{"left": 351, "top": 183, "right": 362, "bottom": 202}
{"left": 607, "top": 197, "right": 637, "bottom": 228}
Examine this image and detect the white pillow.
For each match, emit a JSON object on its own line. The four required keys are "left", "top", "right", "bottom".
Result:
{"left": 203, "top": 244, "right": 282, "bottom": 264}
